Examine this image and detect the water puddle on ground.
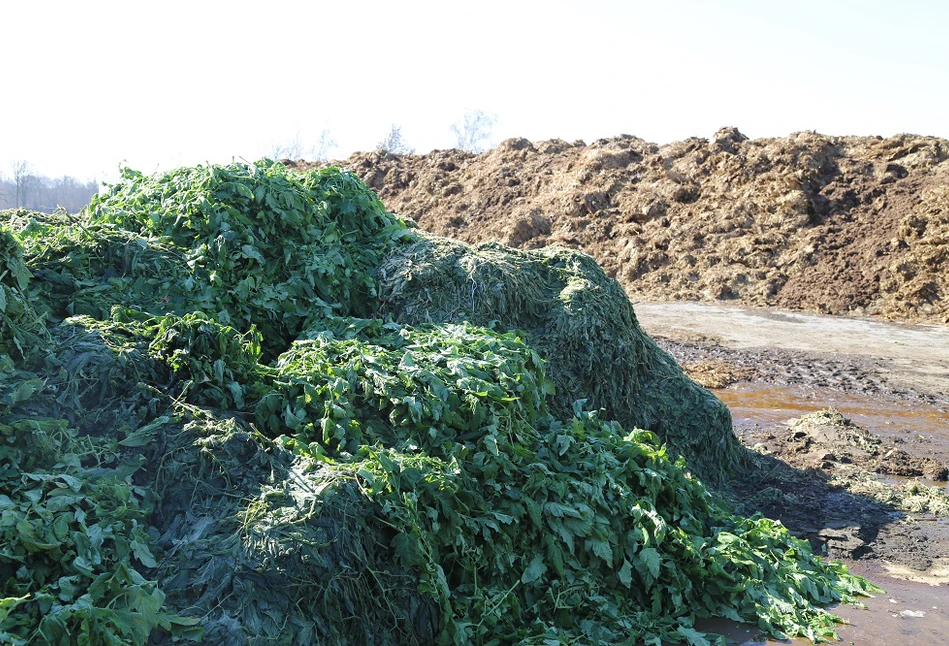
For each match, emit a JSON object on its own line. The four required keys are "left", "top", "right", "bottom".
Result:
{"left": 714, "top": 383, "right": 949, "bottom": 465}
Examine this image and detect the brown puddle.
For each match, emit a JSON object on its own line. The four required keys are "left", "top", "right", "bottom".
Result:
{"left": 637, "top": 302, "right": 949, "bottom": 642}
{"left": 715, "top": 383, "right": 949, "bottom": 466}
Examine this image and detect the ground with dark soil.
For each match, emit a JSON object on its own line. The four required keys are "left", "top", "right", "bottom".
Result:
{"left": 626, "top": 301, "right": 949, "bottom": 606}
{"left": 647, "top": 315, "right": 949, "bottom": 642}
{"left": 725, "top": 420, "right": 949, "bottom": 575}
{"left": 289, "top": 129, "right": 949, "bottom": 324}
{"left": 655, "top": 336, "right": 942, "bottom": 407}
{"left": 648, "top": 316, "right": 949, "bottom": 579}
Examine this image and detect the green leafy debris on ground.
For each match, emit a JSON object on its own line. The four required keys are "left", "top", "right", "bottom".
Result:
{"left": 255, "top": 319, "right": 879, "bottom": 644}
{"left": 0, "top": 162, "right": 882, "bottom": 644}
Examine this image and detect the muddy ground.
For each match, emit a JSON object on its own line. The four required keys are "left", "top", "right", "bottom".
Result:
{"left": 639, "top": 302, "right": 949, "bottom": 566}
{"left": 640, "top": 302, "right": 949, "bottom": 644}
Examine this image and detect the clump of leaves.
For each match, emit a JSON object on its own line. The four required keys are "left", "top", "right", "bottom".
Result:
{"left": 0, "top": 412, "right": 200, "bottom": 644}
{"left": 375, "top": 234, "right": 743, "bottom": 481}
{"left": 6, "top": 209, "right": 203, "bottom": 324}
{"left": 832, "top": 471, "right": 949, "bottom": 516}
{"left": 88, "top": 161, "right": 412, "bottom": 355}
{"left": 0, "top": 226, "right": 49, "bottom": 371}
{"left": 257, "top": 318, "right": 880, "bottom": 644}
{"left": 147, "top": 311, "right": 266, "bottom": 410}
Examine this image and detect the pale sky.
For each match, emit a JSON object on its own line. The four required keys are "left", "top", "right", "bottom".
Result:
{"left": 3, "top": 0, "right": 947, "bottom": 182}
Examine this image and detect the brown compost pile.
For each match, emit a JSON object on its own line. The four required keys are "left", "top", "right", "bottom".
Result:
{"left": 295, "top": 129, "right": 949, "bottom": 324}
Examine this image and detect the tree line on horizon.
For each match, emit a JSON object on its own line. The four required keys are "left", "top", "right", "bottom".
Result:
{"left": 1, "top": 161, "right": 99, "bottom": 213}
{"left": 3, "top": 110, "right": 498, "bottom": 213}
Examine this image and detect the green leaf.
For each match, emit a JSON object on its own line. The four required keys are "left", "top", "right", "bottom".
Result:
{"left": 638, "top": 547, "right": 661, "bottom": 582}
{"left": 72, "top": 555, "right": 95, "bottom": 576}
{"left": 119, "top": 416, "right": 171, "bottom": 447}
{"left": 131, "top": 539, "right": 158, "bottom": 569}
{"left": 241, "top": 244, "right": 264, "bottom": 263}
{"left": 392, "top": 533, "right": 424, "bottom": 568}
{"left": 618, "top": 559, "right": 633, "bottom": 587}
{"left": 544, "top": 502, "right": 581, "bottom": 519}
{"left": 484, "top": 434, "right": 499, "bottom": 457}
{"left": 521, "top": 554, "right": 547, "bottom": 584}
{"left": 676, "top": 626, "right": 714, "bottom": 646}
{"left": 8, "top": 381, "right": 39, "bottom": 405}
{"left": 588, "top": 538, "right": 614, "bottom": 565}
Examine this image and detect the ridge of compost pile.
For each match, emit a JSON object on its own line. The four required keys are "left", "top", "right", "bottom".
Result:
{"left": 373, "top": 233, "right": 738, "bottom": 478}
{"left": 1, "top": 161, "right": 878, "bottom": 645}
{"left": 294, "top": 129, "right": 949, "bottom": 324}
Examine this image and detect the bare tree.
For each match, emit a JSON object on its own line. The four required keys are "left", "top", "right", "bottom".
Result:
{"left": 54, "top": 175, "right": 95, "bottom": 211}
{"left": 11, "top": 160, "right": 31, "bottom": 207}
{"left": 450, "top": 110, "right": 497, "bottom": 153}
{"left": 0, "top": 169, "right": 98, "bottom": 212}
{"left": 376, "top": 124, "right": 415, "bottom": 155}
{"left": 268, "top": 133, "right": 306, "bottom": 161}
{"left": 313, "top": 128, "right": 337, "bottom": 162}
{"left": 19, "top": 174, "right": 45, "bottom": 211}
{"left": 58, "top": 175, "right": 69, "bottom": 209}
{"left": 269, "top": 128, "right": 338, "bottom": 162}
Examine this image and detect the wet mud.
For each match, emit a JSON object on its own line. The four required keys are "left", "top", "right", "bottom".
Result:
{"left": 638, "top": 302, "right": 949, "bottom": 644}
{"left": 720, "top": 388, "right": 949, "bottom": 478}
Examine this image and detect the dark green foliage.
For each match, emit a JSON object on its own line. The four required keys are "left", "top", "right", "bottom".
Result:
{"left": 257, "top": 320, "right": 552, "bottom": 456}
{"left": 376, "top": 234, "right": 741, "bottom": 480}
{"left": 0, "top": 163, "right": 881, "bottom": 644}
{"left": 254, "top": 319, "right": 877, "bottom": 644}
{"left": 0, "top": 226, "right": 49, "bottom": 371}
{"left": 42, "top": 315, "right": 169, "bottom": 432}
{"left": 0, "top": 410, "right": 200, "bottom": 644}
{"left": 141, "top": 411, "right": 437, "bottom": 646}
{"left": 88, "top": 161, "right": 411, "bottom": 355}
{"left": 147, "top": 312, "right": 265, "bottom": 410}
{"left": 7, "top": 209, "right": 204, "bottom": 323}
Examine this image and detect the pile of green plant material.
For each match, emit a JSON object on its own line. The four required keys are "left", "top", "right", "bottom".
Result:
{"left": 1, "top": 233, "right": 198, "bottom": 643}
{"left": 0, "top": 228, "right": 48, "bottom": 370}
{"left": 375, "top": 234, "right": 739, "bottom": 479}
{"left": 0, "top": 161, "right": 879, "bottom": 645}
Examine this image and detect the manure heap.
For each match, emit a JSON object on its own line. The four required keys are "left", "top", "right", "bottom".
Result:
{"left": 1, "top": 161, "right": 878, "bottom": 645}
{"left": 314, "top": 130, "right": 949, "bottom": 324}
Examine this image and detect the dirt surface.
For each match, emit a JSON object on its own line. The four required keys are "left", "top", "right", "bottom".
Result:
{"left": 640, "top": 301, "right": 949, "bottom": 643}
{"left": 289, "top": 129, "right": 949, "bottom": 324}
{"left": 637, "top": 301, "right": 949, "bottom": 402}
{"left": 639, "top": 301, "right": 949, "bottom": 575}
